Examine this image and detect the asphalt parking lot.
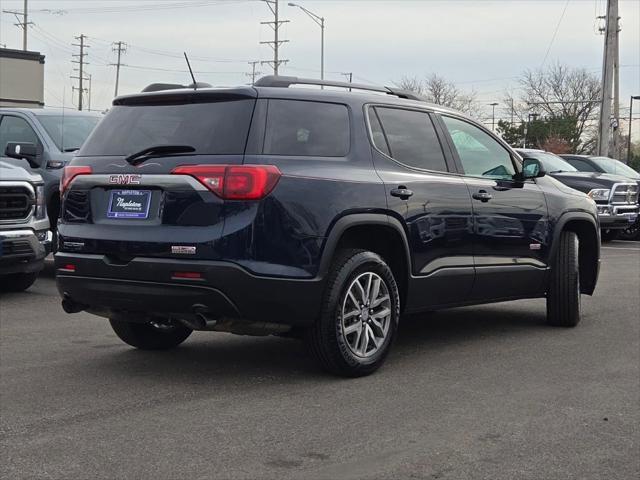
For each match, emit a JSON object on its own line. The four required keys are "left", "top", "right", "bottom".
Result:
{"left": 1, "top": 242, "right": 639, "bottom": 480}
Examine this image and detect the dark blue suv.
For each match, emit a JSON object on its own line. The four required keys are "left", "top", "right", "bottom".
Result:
{"left": 55, "top": 76, "right": 601, "bottom": 376}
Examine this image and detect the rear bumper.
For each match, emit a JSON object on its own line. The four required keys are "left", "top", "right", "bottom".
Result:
{"left": 0, "top": 228, "right": 49, "bottom": 275}
{"left": 55, "top": 253, "right": 324, "bottom": 327}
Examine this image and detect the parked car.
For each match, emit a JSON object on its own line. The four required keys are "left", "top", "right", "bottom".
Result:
{"left": 0, "top": 108, "right": 102, "bottom": 240}
{"left": 516, "top": 149, "right": 639, "bottom": 241}
{"left": 55, "top": 76, "right": 601, "bottom": 376}
{"left": 0, "top": 160, "right": 51, "bottom": 291}
{"left": 561, "top": 154, "right": 640, "bottom": 240}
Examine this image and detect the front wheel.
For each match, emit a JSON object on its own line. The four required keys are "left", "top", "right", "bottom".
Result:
{"left": 307, "top": 249, "right": 400, "bottom": 377}
{"left": 547, "top": 231, "right": 581, "bottom": 327}
{"left": 109, "top": 318, "right": 192, "bottom": 350}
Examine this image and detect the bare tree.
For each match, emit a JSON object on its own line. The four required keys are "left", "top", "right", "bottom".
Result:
{"left": 396, "top": 74, "right": 479, "bottom": 117}
{"left": 504, "top": 63, "right": 601, "bottom": 153}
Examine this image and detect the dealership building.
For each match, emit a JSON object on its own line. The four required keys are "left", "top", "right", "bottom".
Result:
{"left": 0, "top": 48, "right": 45, "bottom": 108}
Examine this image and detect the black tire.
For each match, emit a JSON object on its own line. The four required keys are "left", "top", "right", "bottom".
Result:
{"left": 307, "top": 249, "right": 400, "bottom": 377}
{"left": 0, "top": 272, "right": 38, "bottom": 292}
{"left": 601, "top": 229, "right": 620, "bottom": 242}
{"left": 109, "top": 318, "right": 192, "bottom": 350}
{"left": 547, "top": 231, "right": 581, "bottom": 327}
{"left": 619, "top": 220, "right": 640, "bottom": 241}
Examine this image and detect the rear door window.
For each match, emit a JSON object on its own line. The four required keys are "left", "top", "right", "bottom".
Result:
{"left": 78, "top": 99, "right": 255, "bottom": 156}
{"left": 372, "top": 107, "right": 448, "bottom": 172}
{"left": 263, "top": 100, "right": 350, "bottom": 157}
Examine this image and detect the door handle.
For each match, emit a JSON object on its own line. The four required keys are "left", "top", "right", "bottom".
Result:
{"left": 390, "top": 186, "right": 414, "bottom": 200}
{"left": 472, "top": 190, "right": 493, "bottom": 202}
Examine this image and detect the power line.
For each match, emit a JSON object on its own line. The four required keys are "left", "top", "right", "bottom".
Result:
{"left": 540, "top": 0, "right": 571, "bottom": 68}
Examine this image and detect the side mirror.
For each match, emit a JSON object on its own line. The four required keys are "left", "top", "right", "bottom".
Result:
{"left": 521, "top": 158, "right": 546, "bottom": 179}
{"left": 4, "top": 142, "right": 41, "bottom": 168}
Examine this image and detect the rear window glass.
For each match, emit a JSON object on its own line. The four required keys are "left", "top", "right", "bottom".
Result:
{"left": 263, "top": 100, "right": 349, "bottom": 157}
{"left": 78, "top": 99, "right": 255, "bottom": 156}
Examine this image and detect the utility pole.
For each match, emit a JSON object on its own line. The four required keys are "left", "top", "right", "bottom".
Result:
{"left": 110, "top": 41, "right": 127, "bottom": 97}
{"left": 612, "top": 15, "right": 621, "bottom": 159}
{"left": 628, "top": 96, "right": 640, "bottom": 164}
{"left": 71, "top": 34, "right": 89, "bottom": 111}
{"left": 597, "top": 0, "right": 618, "bottom": 157}
{"left": 2, "top": 0, "right": 33, "bottom": 50}
{"left": 246, "top": 61, "right": 261, "bottom": 84}
{"left": 260, "top": 0, "right": 289, "bottom": 75}
{"left": 87, "top": 73, "right": 92, "bottom": 111}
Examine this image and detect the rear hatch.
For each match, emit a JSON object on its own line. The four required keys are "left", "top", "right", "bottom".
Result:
{"left": 59, "top": 88, "right": 262, "bottom": 260}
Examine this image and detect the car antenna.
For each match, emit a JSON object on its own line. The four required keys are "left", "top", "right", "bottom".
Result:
{"left": 183, "top": 52, "right": 197, "bottom": 89}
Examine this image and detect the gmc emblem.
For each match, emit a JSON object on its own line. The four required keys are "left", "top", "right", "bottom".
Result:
{"left": 109, "top": 174, "right": 141, "bottom": 185}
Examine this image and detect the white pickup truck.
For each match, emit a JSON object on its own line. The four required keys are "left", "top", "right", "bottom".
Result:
{"left": 0, "top": 160, "right": 51, "bottom": 291}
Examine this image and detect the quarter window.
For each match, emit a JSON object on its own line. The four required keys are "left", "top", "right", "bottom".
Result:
{"left": 372, "top": 107, "right": 448, "bottom": 172}
{"left": 442, "top": 116, "right": 515, "bottom": 179}
{"left": 263, "top": 100, "right": 350, "bottom": 157}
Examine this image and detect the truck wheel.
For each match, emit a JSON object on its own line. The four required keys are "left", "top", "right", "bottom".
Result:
{"left": 619, "top": 221, "right": 640, "bottom": 241}
{"left": 601, "top": 229, "right": 620, "bottom": 242}
{"left": 547, "top": 231, "right": 581, "bottom": 327}
{"left": 307, "top": 249, "right": 400, "bottom": 377}
{"left": 0, "top": 272, "right": 38, "bottom": 292}
{"left": 109, "top": 318, "right": 192, "bottom": 350}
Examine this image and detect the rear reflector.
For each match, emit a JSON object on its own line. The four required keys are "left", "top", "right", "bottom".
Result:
{"left": 60, "top": 166, "right": 93, "bottom": 195}
{"left": 171, "top": 164, "right": 281, "bottom": 200}
{"left": 62, "top": 264, "right": 76, "bottom": 272}
{"left": 173, "top": 271, "right": 202, "bottom": 279}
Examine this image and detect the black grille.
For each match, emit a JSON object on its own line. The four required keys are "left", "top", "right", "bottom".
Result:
{"left": 0, "top": 186, "right": 33, "bottom": 220}
{"left": 0, "top": 239, "right": 33, "bottom": 257}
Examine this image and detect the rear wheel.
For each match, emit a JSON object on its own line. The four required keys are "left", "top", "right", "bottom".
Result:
{"left": 307, "top": 249, "right": 400, "bottom": 377}
{"left": 547, "top": 231, "right": 581, "bottom": 327}
{"left": 0, "top": 272, "right": 38, "bottom": 292}
{"left": 109, "top": 318, "right": 192, "bottom": 350}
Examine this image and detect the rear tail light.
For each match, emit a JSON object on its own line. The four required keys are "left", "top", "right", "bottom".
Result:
{"left": 60, "top": 166, "right": 92, "bottom": 195}
{"left": 171, "top": 165, "right": 281, "bottom": 200}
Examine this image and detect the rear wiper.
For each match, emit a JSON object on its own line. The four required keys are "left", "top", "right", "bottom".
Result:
{"left": 125, "top": 145, "right": 196, "bottom": 166}
{"left": 63, "top": 147, "right": 80, "bottom": 152}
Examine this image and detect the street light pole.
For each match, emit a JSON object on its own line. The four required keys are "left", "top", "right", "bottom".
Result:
{"left": 288, "top": 2, "right": 324, "bottom": 81}
{"left": 628, "top": 95, "right": 640, "bottom": 164}
{"left": 489, "top": 102, "right": 498, "bottom": 131}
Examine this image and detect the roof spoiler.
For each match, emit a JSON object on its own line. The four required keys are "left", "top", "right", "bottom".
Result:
{"left": 141, "top": 82, "right": 212, "bottom": 93}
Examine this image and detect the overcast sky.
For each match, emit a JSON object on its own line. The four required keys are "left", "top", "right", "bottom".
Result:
{"left": 1, "top": 0, "right": 638, "bottom": 124}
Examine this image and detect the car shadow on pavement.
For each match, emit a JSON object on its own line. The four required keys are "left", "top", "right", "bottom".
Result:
{"left": 74, "top": 301, "right": 549, "bottom": 384}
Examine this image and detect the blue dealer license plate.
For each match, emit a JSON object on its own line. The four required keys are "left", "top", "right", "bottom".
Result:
{"left": 107, "top": 190, "right": 152, "bottom": 219}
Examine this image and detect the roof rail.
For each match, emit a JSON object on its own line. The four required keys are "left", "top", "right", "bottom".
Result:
{"left": 141, "top": 82, "right": 212, "bottom": 93}
{"left": 253, "top": 75, "right": 425, "bottom": 101}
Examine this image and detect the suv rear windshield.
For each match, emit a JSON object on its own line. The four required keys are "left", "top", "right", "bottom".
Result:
{"left": 78, "top": 99, "right": 255, "bottom": 157}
